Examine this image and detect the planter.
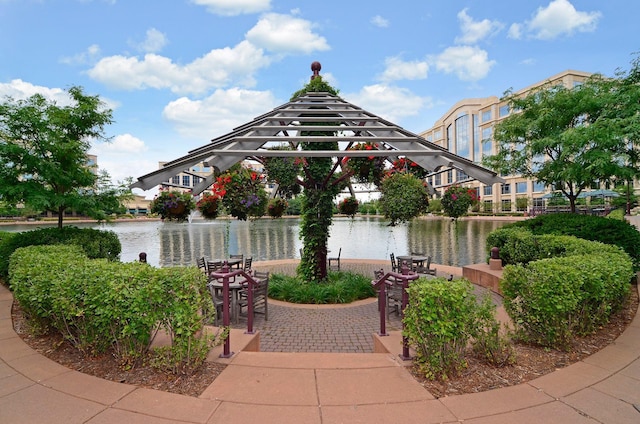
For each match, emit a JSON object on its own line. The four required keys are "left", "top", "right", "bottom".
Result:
{"left": 167, "top": 202, "right": 186, "bottom": 217}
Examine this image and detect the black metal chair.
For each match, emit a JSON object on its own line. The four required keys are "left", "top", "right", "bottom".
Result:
{"left": 328, "top": 248, "right": 341, "bottom": 271}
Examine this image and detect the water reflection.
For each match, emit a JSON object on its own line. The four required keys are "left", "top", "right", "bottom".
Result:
{"left": 2, "top": 217, "right": 510, "bottom": 268}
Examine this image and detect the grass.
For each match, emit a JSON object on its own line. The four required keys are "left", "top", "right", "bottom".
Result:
{"left": 268, "top": 271, "right": 377, "bottom": 304}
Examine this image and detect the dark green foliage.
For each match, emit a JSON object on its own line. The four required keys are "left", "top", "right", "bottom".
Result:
{"left": 0, "top": 226, "right": 121, "bottom": 281}
{"left": 268, "top": 271, "right": 376, "bottom": 304}
{"left": 501, "top": 252, "right": 632, "bottom": 349}
{"left": 505, "top": 213, "right": 640, "bottom": 269}
{"left": 9, "top": 245, "right": 219, "bottom": 373}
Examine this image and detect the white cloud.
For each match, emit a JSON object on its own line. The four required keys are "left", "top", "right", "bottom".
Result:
{"left": 517, "top": 0, "right": 601, "bottom": 40}
{"left": 508, "top": 23, "right": 523, "bottom": 40}
{"left": 131, "top": 28, "right": 168, "bottom": 53}
{"left": 60, "top": 44, "right": 101, "bottom": 65}
{"left": 371, "top": 15, "right": 389, "bottom": 28}
{"left": 344, "top": 84, "right": 430, "bottom": 124}
{"left": 0, "top": 79, "right": 71, "bottom": 104}
{"left": 191, "top": 0, "right": 270, "bottom": 16}
{"left": 91, "top": 133, "right": 148, "bottom": 155}
{"left": 455, "top": 8, "right": 504, "bottom": 44}
{"left": 434, "top": 46, "right": 495, "bottom": 82}
{"left": 246, "top": 13, "right": 330, "bottom": 54}
{"left": 379, "top": 56, "right": 428, "bottom": 82}
{"left": 87, "top": 40, "right": 270, "bottom": 94}
{"left": 162, "top": 88, "right": 279, "bottom": 139}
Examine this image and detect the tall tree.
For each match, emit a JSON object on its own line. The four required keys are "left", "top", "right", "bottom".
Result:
{"left": 483, "top": 80, "right": 615, "bottom": 213}
{"left": 0, "top": 86, "right": 118, "bottom": 228}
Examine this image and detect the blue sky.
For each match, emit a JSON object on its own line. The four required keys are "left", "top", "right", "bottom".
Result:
{"left": 1, "top": 0, "right": 638, "bottom": 198}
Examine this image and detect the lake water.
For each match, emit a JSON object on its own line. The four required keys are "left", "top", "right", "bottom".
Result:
{"left": 3, "top": 217, "right": 511, "bottom": 268}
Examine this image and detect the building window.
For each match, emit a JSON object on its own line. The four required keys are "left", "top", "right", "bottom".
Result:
{"left": 516, "top": 182, "right": 528, "bottom": 193}
{"left": 483, "top": 200, "right": 493, "bottom": 213}
{"left": 455, "top": 114, "right": 470, "bottom": 159}
{"left": 482, "top": 127, "right": 493, "bottom": 157}
{"left": 182, "top": 175, "right": 190, "bottom": 187}
{"left": 446, "top": 124, "right": 452, "bottom": 151}
{"left": 426, "top": 134, "right": 432, "bottom": 142}
{"left": 473, "top": 114, "right": 480, "bottom": 163}
{"left": 434, "top": 174, "right": 441, "bottom": 186}
{"left": 499, "top": 104, "right": 510, "bottom": 117}
{"left": 501, "top": 183, "right": 511, "bottom": 194}
{"left": 483, "top": 185, "right": 493, "bottom": 196}
{"left": 501, "top": 199, "right": 512, "bottom": 212}
{"left": 533, "top": 181, "right": 545, "bottom": 192}
{"left": 447, "top": 169, "right": 453, "bottom": 184}
{"left": 434, "top": 129, "right": 442, "bottom": 140}
{"left": 481, "top": 109, "right": 491, "bottom": 122}
{"left": 457, "top": 169, "right": 469, "bottom": 181}
{"left": 193, "top": 176, "right": 201, "bottom": 185}
{"left": 171, "top": 176, "right": 180, "bottom": 185}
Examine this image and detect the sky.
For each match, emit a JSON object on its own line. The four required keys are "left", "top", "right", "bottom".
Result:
{"left": 1, "top": 0, "right": 639, "bottom": 199}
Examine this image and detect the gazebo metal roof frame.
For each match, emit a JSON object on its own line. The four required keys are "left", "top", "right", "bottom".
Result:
{"left": 131, "top": 91, "right": 504, "bottom": 195}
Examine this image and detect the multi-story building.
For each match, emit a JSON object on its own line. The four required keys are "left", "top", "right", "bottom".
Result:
{"left": 419, "top": 70, "right": 604, "bottom": 213}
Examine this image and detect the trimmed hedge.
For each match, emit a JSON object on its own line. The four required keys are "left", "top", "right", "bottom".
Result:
{"left": 498, "top": 235, "right": 633, "bottom": 349}
{"left": 0, "top": 226, "right": 121, "bottom": 281}
{"left": 9, "top": 245, "right": 217, "bottom": 373}
{"left": 502, "top": 214, "right": 640, "bottom": 269}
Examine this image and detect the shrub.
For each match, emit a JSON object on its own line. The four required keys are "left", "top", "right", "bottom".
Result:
{"left": 9, "top": 245, "right": 219, "bottom": 373}
{"left": 500, "top": 247, "right": 633, "bottom": 349}
{"left": 403, "top": 278, "right": 480, "bottom": 380}
{"left": 428, "top": 198, "right": 442, "bottom": 213}
{"left": 268, "top": 271, "right": 375, "bottom": 304}
{"left": 0, "top": 226, "right": 121, "bottom": 281}
{"left": 506, "top": 213, "right": 640, "bottom": 269}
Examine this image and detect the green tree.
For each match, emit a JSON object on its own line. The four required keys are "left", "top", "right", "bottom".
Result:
{"left": 0, "top": 86, "right": 118, "bottom": 228}
{"left": 585, "top": 55, "right": 640, "bottom": 214}
{"left": 483, "top": 80, "right": 616, "bottom": 213}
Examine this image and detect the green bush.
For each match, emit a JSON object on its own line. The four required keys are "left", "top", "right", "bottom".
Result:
{"left": 500, "top": 249, "right": 633, "bottom": 349}
{"left": 0, "top": 226, "right": 121, "bottom": 281}
{"left": 269, "top": 271, "right": 376, "bottom": 304}
{"left": 9, "top": 245, "right": 218, "bottom": 373}
{"left": 404, "top": 278, "right": 492, "bottom": 380}
{"left": 506, "top": 213, "right": 640, "bottom": 269}
{"left": 428, "top": 198, "right": 442, "bottom": 213}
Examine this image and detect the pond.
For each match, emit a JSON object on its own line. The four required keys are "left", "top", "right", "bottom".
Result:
{"left": 2, "top": 216, "right": 512, "bottom": 268}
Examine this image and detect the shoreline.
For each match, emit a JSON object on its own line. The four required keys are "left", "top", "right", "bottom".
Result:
{"left": 0, "top": 213, "right": 527, "bottom": 227}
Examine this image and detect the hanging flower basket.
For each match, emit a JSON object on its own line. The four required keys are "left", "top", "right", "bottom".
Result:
{"left": 389, "top": 157, "right": 429, "bottom": 180}
{"left": 441, "top": 185, "right": 479, "bottom": 219}
{"left": 196, "top": 193, "right": 220, "bottom": 220}
{"left": 337, "top": 197, "right": 359, "bottom": 217}
{"left": 342, "top": 142, "right": 386, "bottom": 186}
{"left": 149, "top": 190, "right": 195, "bottom": 223}
{"left": 212, "top": 165, "right": 268, "bottom": 221}
{"left": 267, "top": 198, "right": 288, "bottom": 218}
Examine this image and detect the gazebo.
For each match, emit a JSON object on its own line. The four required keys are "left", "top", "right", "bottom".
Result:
{"left": 131, "top": 64, "right": 503, "bottom": 195}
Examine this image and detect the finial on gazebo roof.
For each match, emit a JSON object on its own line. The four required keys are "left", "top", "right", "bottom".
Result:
{"left": 311, "top": 61, "right": 321, "bottom": 80}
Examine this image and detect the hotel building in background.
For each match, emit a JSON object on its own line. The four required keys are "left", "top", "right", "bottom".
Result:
{"left": 418, "top": 69, "right": 622, "bottom": 213}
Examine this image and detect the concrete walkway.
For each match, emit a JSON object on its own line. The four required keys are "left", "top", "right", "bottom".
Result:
{"left": 1, "top": 261, "right": 640, "bottom": 423}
